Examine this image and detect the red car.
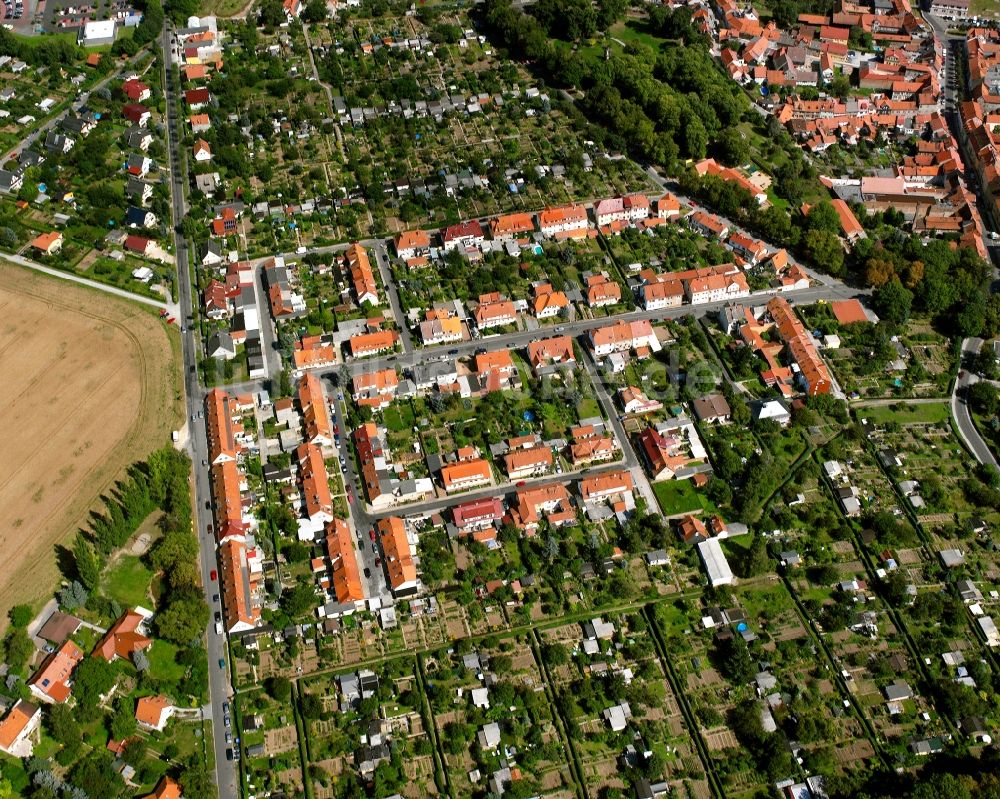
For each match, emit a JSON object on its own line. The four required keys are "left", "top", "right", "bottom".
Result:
{"left": 333, "top": 424, "right": 339, "bottom": 435}
{"left": 210, "top": 569, "right": 217, "bottom": 581}
{"left": 516, "top": 481, "right": 527, "bottom": 487}
{"left": 369, "top": 529, "right": 376, "bottom": 541}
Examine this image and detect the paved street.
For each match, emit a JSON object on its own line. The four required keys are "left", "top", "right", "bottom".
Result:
{"left": 953, "top": 338, "right": 1000, "bottom": 469}
{"left": 161, "top": 22, "right": 240, "bottom": 799}
{"left": 319, "top": 281, "right": 867, "bottom": 382}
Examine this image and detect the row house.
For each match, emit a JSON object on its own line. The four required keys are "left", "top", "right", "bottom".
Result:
{"left": 325, "top": 518, "right": 365, "bottom": 606}
{"left": 473, "top": 292, "right": 517, "bottom": 330}
{"left": 219, "top": 538, "right": 264, "bottom": 633}
{"left": 586, "top": 273, "right": 622, "bottom": 307}
{"left": 298, "top": 372, "right": 334, "bottom": 451}
{"left": 508, "top": 483, "right": 576, "bottom": 533}
{"left": 538, "top": 204, "right": 589, "bottom": 239}
{"left": 490, "top": 212, "right": 535, "bottom": 242}
{"left": 296, "top": 442, "right": 333, "bottom": 541}
{"left": 588, "top": 319, "right": 659, "bottom": 357}
{"left": 419, "top": 315, "right": 463, "bottom": 345}
{"left": 378, "top": 517, "right": 418, "bottom": 595}
{"left": 346, "top": 243, "right": 380, "bottom": 306}
{"left": 352, "top": 368, "right": 399, "bottom": 409}
{"left": 349, "top": 329, "right": 399, "bottom": 358}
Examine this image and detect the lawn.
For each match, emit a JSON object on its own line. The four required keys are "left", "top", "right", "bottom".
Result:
{"left": 578, "top": 398, "right": 602, "bottom": 419}
{"left": 148, "top": 640, "right": 188, "bottom": 684}
{"left": 857, "top": 401, "right": 951, "bottom": 427}
{"left": 653, "top": 479, "right": 718, "bottom": 517}
{"left": 103, "top": 555, "right": 154, "bottom": 609}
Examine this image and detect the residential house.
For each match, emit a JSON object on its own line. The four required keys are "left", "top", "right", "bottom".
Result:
{"left": 441, "top": 220, "right": 485, "bottom": 252}
{"left": 193, "top": 138, "right": 213, "bottom": 161}
{"left": 0, "top": 701, "right": 41, "bottom": 758}
{"left": 586, "top": 273, "right": 622, "bottom": 307}
{"left": 394, "top": 229, "right": 431, "bottom": 262}
{"left": 135, "top": 695, "right": 174, "bottom": 733}
{"left": 93, "top": 609, "right": 153, "bottom": 662}
{"left": 378, "top": 516, "right": 418, "bottom": 595}
{"left": 490, "top": 212, "right": 535, "bottom": 241}
{"left": 30, "top": 231, "right": 63, "bottom": 256}
{"left": 538, "top": 204, "right": 589, "bottom": 239}
{"left": 473, "top": 293, "right": 517, "bottom": 330}
{"left": 441, "top": 458, "right": 492, "bottom": 492}
{"left": 533, "top": 283, "right": 569, "bottom": 319}
{"left": 28, "top": 640, "right": 84, "bottom": 704}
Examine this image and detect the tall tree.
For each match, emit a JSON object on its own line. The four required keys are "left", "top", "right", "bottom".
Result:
{"left": 73, "top": 533, "right": 102, "bottom": 591}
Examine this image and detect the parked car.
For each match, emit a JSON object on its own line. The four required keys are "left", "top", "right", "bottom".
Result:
{"left": 225, "top": 749, "right": 233, "bottom": 761}
{"left": 210, "top": 569, "right": 217, "bottom": 581}
{"left": 218, "top": 658, "right": 226, "bottom": 669}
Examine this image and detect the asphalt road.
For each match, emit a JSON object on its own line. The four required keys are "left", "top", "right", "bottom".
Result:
{"left": 318, "top": 281, "right": 868, "bottom": 382}
{"left": 160, "top": 22, "right": 240, "bottom": 799}
{"left": 953, "top": 338, "right": 1000, "bottom": 469}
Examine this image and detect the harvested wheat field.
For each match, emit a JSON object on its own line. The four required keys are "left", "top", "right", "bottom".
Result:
{"left": 0, "top": 263, "right": 182, "bottom": 629}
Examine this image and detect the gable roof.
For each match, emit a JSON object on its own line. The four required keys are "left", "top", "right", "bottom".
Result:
{"left": 93, "top": 610, "right": 152, "bottom": 661}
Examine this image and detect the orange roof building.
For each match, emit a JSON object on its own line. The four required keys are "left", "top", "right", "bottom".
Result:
{"left": 830, "top": 199, "right": 867, "bottom": 243}
{"left": 30, "top": 231, "right": 63, "bottom": 255}
{"left": 0, "top": 700, "right": 40, "bottom": 757}
{"left": 508, "top": 483, "right": 575, "bottom": 532}
{"left": 297, "top": 442, "right": 333, "bottom": 526}
{"left": 527, "top": 336, "right": 575, "bottom": 371}
{"left": 349, "top": 330, "right": 399, "bottom": 357}
{"left": 377, "top": 517, "right": 418, "bottom": 594}
{"left": 586, "top": 274, "right": 622, "bottom": 307}
{"left": 503, "top": 446, "right": 554, "bottom": 479}
{"left": 93, "top": 610, "right": 153, "bottom": 662}
{"left": 346, "top": 243, "right": 380, "bottom": 306}
{"left": 219, "top": 538, "right": 263, "bottom": 633}
{"left": 326, "top": 519, "right": 365, "bottom": 605}
{"left": 440, "top": 458, "right": 492, "bottom": 492}
{"left": 579, "top": 469, "right": 634, "bottom": 503}
{"left": 205, "top": 388, "right": 238, "bottom": 464}
{"left": 293, "top": 335, "right": 336, "bottom": 372}
{"left": 538, "top": 204, "right": 589, "bottom": 238}
{"left": 768, "top": 296, "right": 832, "bottom": 395}
{"left": 28, "top": 640, "right": 83, "bottom": 704}
{"left": 135, "top": 694, "right": 173, "bottom": 732}
{"left": 142, "top": 776, "right": 183, "bottom": 799}
{"left": 831, "top": 298, "right": 871, "bottom": 325}
{"left": 490, "top": 212, "right": 535, "bottom": 241}
{"left": 298, "top": 372, "right": 333, "bottom": 448}
{"left": 394, "top": 229, "right": 431, "bottom": 259}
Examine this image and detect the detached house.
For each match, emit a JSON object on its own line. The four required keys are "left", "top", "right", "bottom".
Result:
{"left": 93, "top": 609, "right": 153, "bottom": 662}
{"left": 0, "top": 700, "right": 41, "bottom": 757}
{"left": 30, "top": 231, "right": 63, "bottom": 256}
{"left": 122, "top": 78, "right": 151, "bottom": 102}
{"left": 122, "top": 104, "right": 151, "bottom": 127}
{"left": 28, "top": 640, "right": 83, "bottom": 704}
{"left": 193, "top": 138, "right": 213, "bottom": 161}
{"left": 394, "top": 229, "right": 431, "bottom": 262}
